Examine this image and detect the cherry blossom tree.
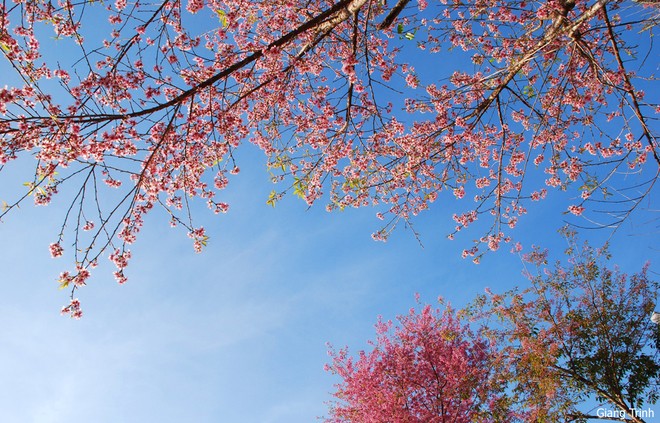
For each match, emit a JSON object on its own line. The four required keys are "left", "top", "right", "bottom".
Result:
{"left": 326, "top": 232, "right": 659, "bottom": 422}
{"left": 324, "top": 304, "right": 512, "bottom": 422}
{"left": 0, "top": 0, "right": 658, "bottom": 312}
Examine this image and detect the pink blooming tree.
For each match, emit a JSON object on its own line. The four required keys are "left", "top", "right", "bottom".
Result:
{"left": 327, "top": 232, "right": 660, "bottom": 422}
{"left": 0, "top": 0, "right": 658, "bottom": 312}
{"left": 324, "top": 304, "right": 511, "bottom": 422}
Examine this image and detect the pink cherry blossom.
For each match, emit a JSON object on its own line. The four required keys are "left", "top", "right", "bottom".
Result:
{"left": 0, "top": 0, "right": 655, "bottom": 314}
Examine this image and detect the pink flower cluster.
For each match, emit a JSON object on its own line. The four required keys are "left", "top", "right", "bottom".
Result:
{"left": 61, "top": 298, "right": 83, "bottom": 319}
{"left": 49, "top": 242, "right": 63, "bottom": 258}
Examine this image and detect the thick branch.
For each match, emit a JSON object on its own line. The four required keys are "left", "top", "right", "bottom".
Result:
{"left": 469, "top": 0, "right": 611, "bottom": 123}
{"left": 377, "top": 0, "right": 411, "bottom": 30}
{"left": 54, "top": 0, "right": 368, "bottom": 123}
{"left": 552, "top": 363, "right": 647, "bottom": 423}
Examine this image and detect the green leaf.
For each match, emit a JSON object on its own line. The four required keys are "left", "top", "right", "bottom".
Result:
{"left": 347, "top": 178, "right": 365, "bottom": 189}
{"left": 522, "top": 85, "right": 536, "bottom": 99}
{"left": 266, "top": 190, "right": 278, "bottom": 207}
{"left": 23, "top": 182, "right": 35, "bottom": 196}
{"left": 269, "top": 154, "right": 288, "bottom": 172}
{"left": 397, "top": 24, "right": 404, "bottom": 34}
{"left": 293, "top": 177, "right": 306, "bottom": 199}
{"left": 216, "top": 9, "right": 229, "bottom": 28}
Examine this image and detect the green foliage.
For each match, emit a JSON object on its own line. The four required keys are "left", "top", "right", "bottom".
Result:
{"left": 216, "top": 9, "right": 229, "bottom": 28}
{"left": 293, "top": 177, "right": 306, "bottom": 199}
{"left": 466, "top": 229, "right": 659, "bottom": 421}
{"left": 396, "top": 23, "right": 415, "bottom": 40}
{"left": 266, "top": 189, "right": 278, "bottom": 207}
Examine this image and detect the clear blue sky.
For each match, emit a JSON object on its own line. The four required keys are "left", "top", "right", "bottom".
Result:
{"left": 1, "top": 140, "right": 657, "bottom": 422}
{"left": 0, "top": 2, "right": 658, "bottom": 422}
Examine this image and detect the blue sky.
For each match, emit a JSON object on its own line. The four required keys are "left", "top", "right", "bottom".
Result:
{"left": 1, "top": 2, "right": 659, "bottom": 422}
{"left": 1, "top": 140, "right": 657, "bottom": 423}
